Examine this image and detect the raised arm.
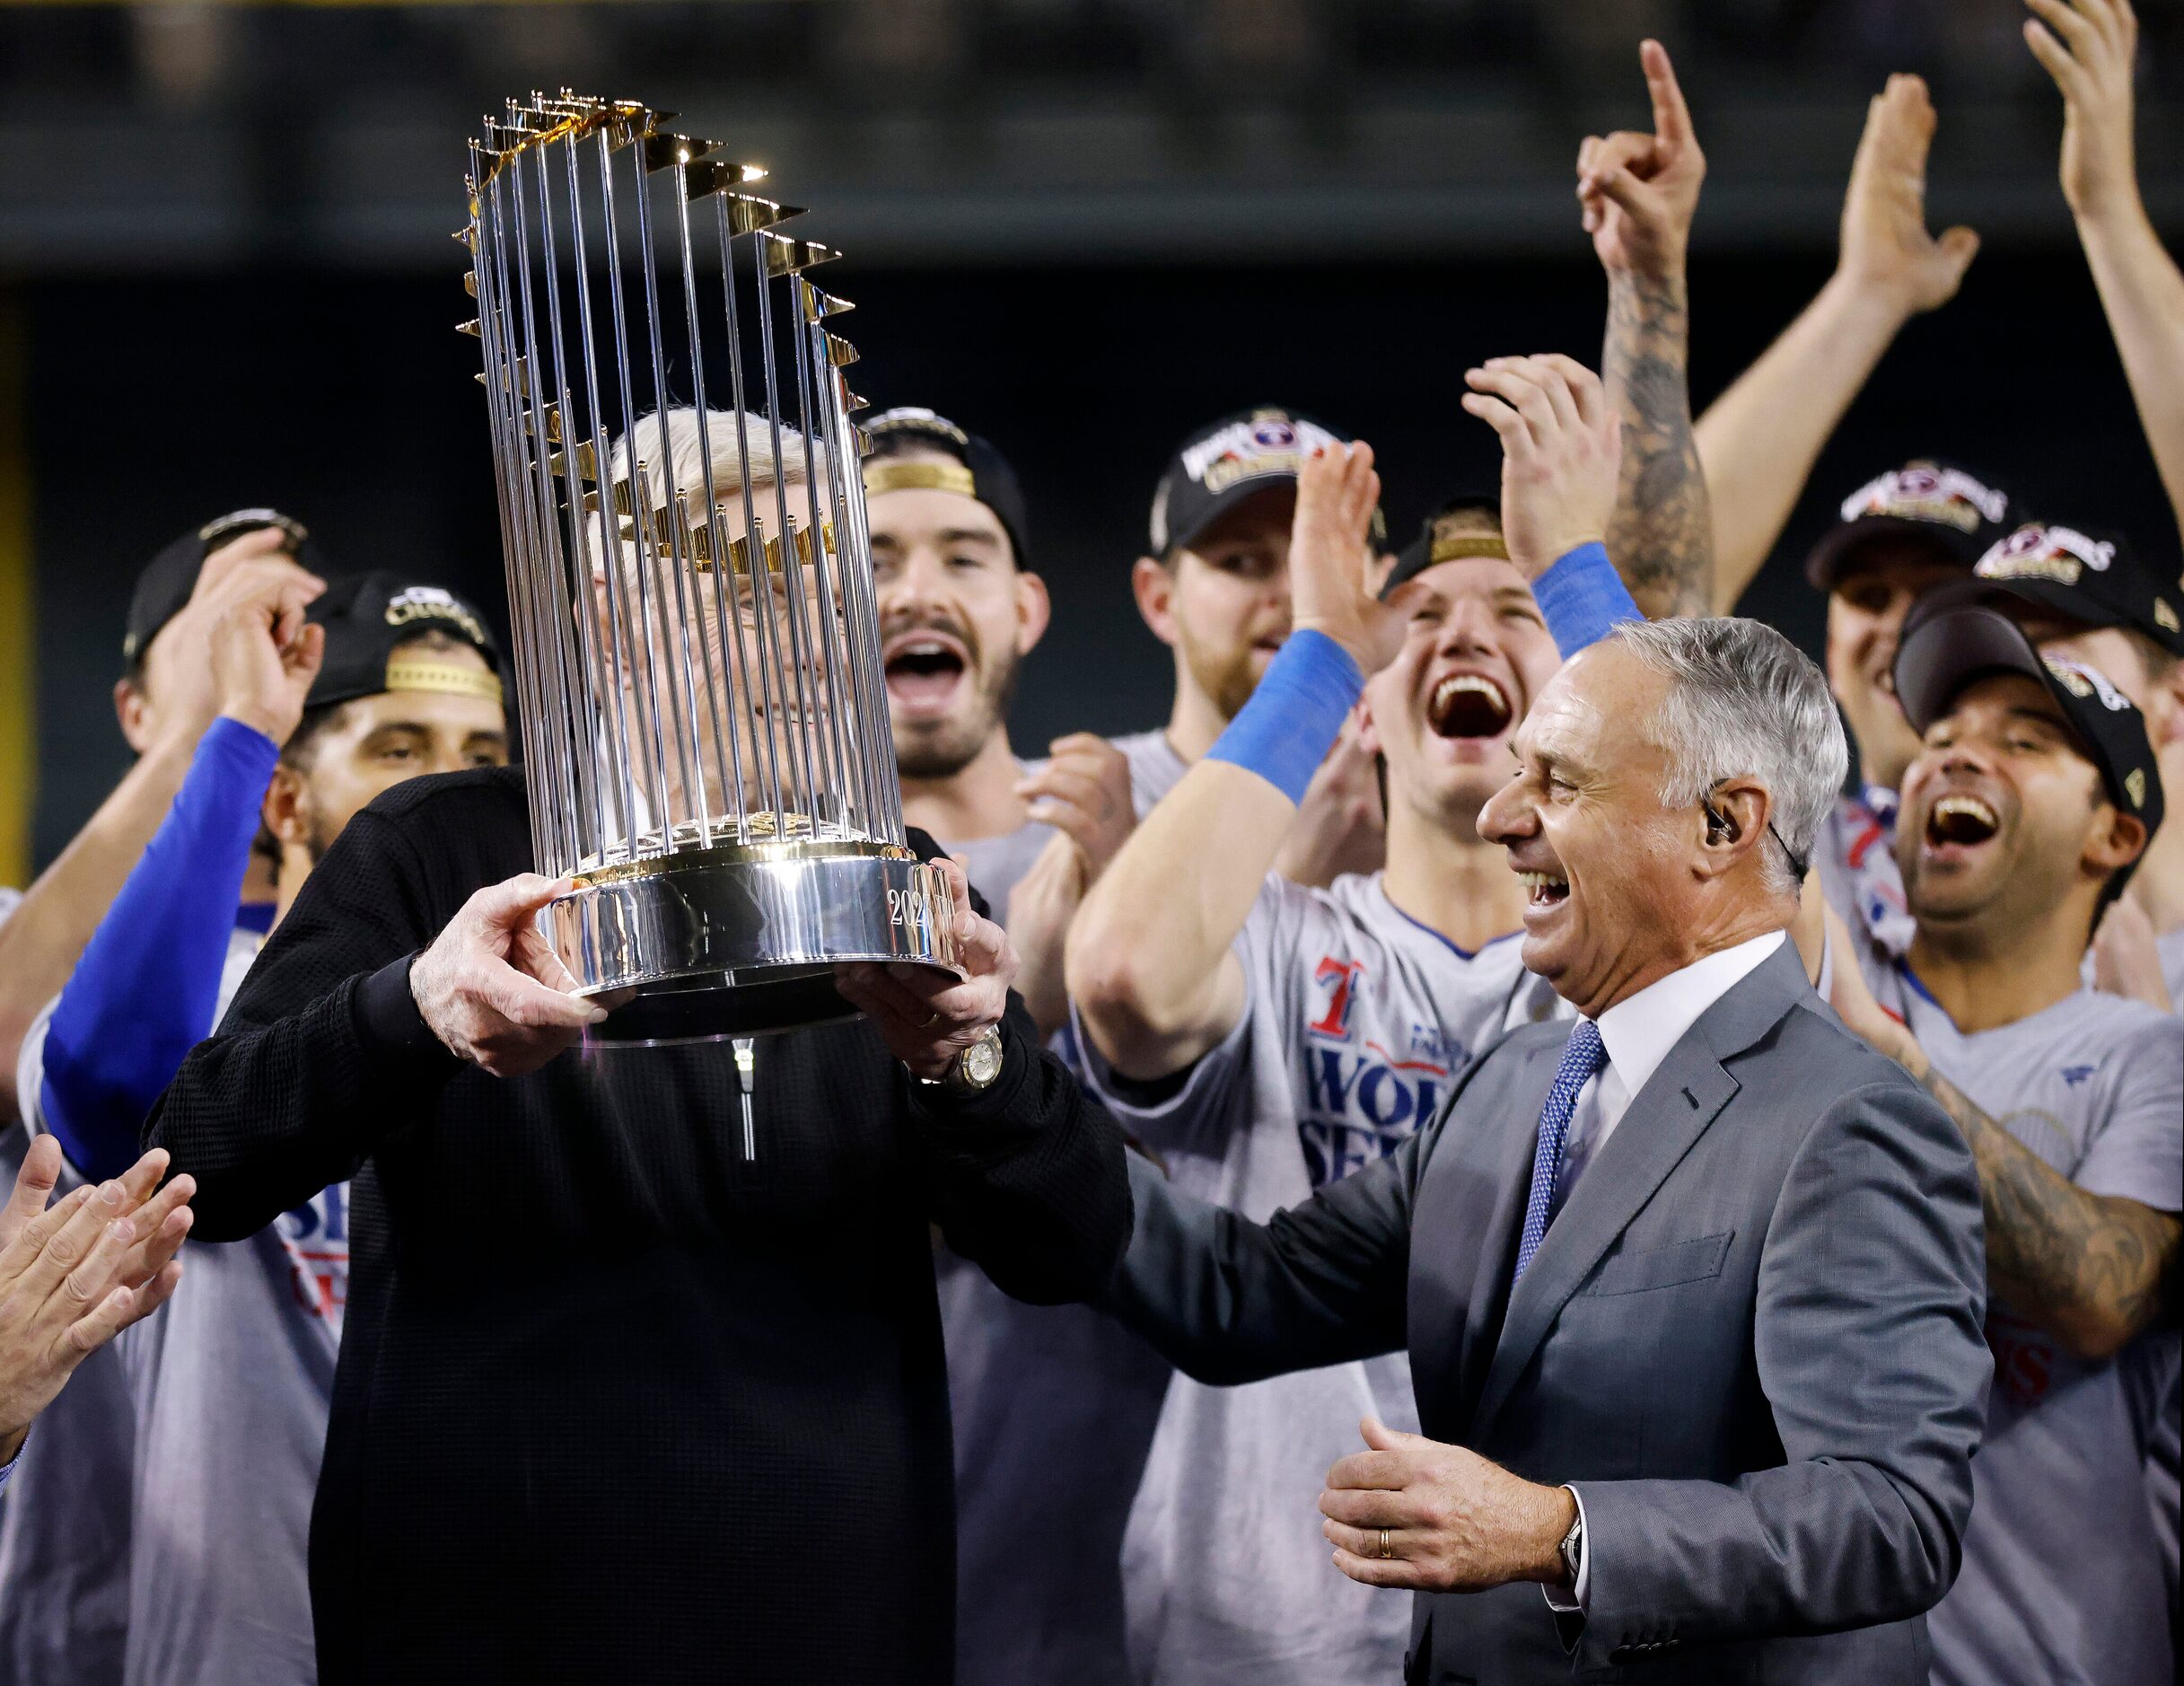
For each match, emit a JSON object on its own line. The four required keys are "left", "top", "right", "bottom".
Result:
{"left": 1694, "top": 75, "right": 1980, "bottom": 610}
{"left": 0, "top": 533, "right": 321, "bottom": 1122}
{"left": 2028, "top": 0, "right": 2184, "bottom": 540}
{"left": 1066, "top": 443, "right": 1388, "bottom": 1081}
{"left": 33, "top": 597, "right": 320, "bottom": 1182}
{"left": 1575, "top": 39, "right": 1714, "bottom": 619}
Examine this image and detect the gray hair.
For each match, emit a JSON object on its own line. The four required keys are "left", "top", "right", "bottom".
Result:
{"left": 1604, "top": 616, "right": 1848, "bottom": 898}
{"left": 609, "top": 407, "right": 825, "bottom": 514}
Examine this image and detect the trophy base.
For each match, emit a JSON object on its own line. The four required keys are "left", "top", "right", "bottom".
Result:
{"left": 543, "top": 842, "right": 961, "bottom": 1043}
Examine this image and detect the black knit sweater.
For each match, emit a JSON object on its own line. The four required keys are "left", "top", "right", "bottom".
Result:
{"left": 145, "top": 766, "right": 1131, "bottom": 1685}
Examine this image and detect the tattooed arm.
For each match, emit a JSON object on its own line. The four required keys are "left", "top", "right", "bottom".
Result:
{"left": 1575, "top": 40, "right": 1713, "bottom": 619}
{"left": 1821, "top": 904, "right": 2180, "bottom": 1359}
{"left": 1896, "top": 1040, "right": 2180, "bottom": 1362}
{"left": 1601, "top": 269, "right": 1710, "bottom": 619}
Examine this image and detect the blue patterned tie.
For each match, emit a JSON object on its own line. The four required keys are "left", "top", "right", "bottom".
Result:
{"left": 1512, "top": 1019, "right": 1608, "bottom": 1286}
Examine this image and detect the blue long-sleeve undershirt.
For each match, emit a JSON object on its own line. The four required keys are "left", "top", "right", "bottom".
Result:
{"left": 39, "top": 716, "right": 280, "bottom": 1183}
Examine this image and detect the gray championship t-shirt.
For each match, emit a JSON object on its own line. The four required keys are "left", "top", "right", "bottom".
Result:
{"left": 936, "top": 765, "right": 1174, "bottom": 1686}
{"left": 2151, "top": 920, "right": 2183, "bottom": 1633}
{"left": 1110, "top": 727, "right": 1189, "bottom": 816}
{"left": 2160, "top": 923, "right": 2184, "bottom": 1015}
{"left": 14, "top": 932, "right": 350, "bottom": 1686}
{"left": 1080, "top": 871, "right": 1564, "bottom": 1686}
{"left": 1852, "top": 944, "right": 2182, "bottom": 1686}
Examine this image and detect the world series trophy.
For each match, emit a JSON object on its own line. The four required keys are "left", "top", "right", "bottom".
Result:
{"left": 460, "top": 92, "right": 958, "bottom": 1041}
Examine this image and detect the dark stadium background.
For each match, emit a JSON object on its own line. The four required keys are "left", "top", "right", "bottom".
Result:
{"left": 7, "top": 0, "right": 2180, "bottom": 868}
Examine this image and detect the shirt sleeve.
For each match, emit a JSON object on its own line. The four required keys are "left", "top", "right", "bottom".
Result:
{"left": 2074, "top": 1012, "right": 2184, "bottom": 1211}
{"left": 39, "top": 717, "right": 280, "bottom": 1184}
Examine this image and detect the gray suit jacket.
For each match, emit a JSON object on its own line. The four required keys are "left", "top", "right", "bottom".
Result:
{"left": 1105, "top": 942, "right": 1991, "bottom": 1683}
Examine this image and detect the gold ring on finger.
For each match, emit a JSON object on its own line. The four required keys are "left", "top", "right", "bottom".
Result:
{"left": 1378, "top": 1528, "right": 1394, "bottom": 1560}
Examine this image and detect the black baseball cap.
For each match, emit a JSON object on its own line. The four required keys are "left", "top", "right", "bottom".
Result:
{"left": 1148, "top": 407, "right": 1388, "bottom": 558}
{"left": 861, "top": 408, "right": 1031, "bottom": 569}
{"left": 1382, "top": 495, "right": 1506, "bottom": 599}
{"left": 1968, "top": 521, "right": 2184, "bottom": 658}
{"left": 304, "top": 571, "right": 503, "bottom": 712}
{"left": 1895, "top": 592, "right": 2164, "bottom": 890}
{"left": 123, "top": 509, "right": 324, "bottom": 672}
{"left": 1805, "top": 459, "right": 2021, "bottom": 591}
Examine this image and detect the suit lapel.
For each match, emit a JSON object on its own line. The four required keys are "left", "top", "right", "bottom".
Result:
{"left": 1469, "top": 944, "right": 1811, "bottom": 1436}
{"left": 1453, "top": 1040, "right": 1562, "bottom": 1414}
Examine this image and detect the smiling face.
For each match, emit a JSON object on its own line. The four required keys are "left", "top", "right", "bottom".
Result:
{"left": 587, "top": 474, "right": 864, "bottom": 827}
{"left": 1477, "top": 644, "right": 1706, "bottom": 1014}
{"left": 1825, "top": 541, "right": 1969, "bottom": 789}
{"left": 1896, "top": 671, "right": 2145, "bottom": 945}
{"left": 868, "top": 465, "right": 1047, "bottom": 779}
{"left": 1362, "top": 555, "right": 1561, "bottom": 836}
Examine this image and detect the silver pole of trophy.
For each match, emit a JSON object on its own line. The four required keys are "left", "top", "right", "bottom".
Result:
{"left": 460, "top": 93, "right": 959, "bottom": 1041}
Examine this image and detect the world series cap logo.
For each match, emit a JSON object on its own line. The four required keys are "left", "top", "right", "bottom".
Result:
{"left": 1977, "top": 522, "right": 2112, "bottom": 588}
{"left": 1841, "top": 464, "right": 2008, "bottom": 532}
{"left": 1183, "top": 410, "right": 1342, "bottom": 496}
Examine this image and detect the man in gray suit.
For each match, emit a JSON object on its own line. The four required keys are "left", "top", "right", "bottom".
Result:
{"left": 1102, "top": 614, "right": 1993, "bottom": 1682}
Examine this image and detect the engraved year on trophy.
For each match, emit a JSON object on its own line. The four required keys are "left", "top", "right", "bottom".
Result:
{"left": 460, "top": 93, "right": 958, "bottom": 1041}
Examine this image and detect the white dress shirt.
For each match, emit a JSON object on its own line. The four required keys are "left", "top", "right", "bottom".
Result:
{"left": 1542, "top": 929, "right": 1788, "bottom": 1613}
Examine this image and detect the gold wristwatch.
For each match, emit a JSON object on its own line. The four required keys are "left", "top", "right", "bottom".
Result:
{"left": 915, "top": 1025, "right": 1006, "bottom": 1097}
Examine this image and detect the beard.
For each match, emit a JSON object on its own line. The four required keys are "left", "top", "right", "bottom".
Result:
{"left": 1180, "top": 622, "right": 1265, "bottom": 725}
{"left": 296, "top": 794, "right": 342, "bottom": 867}
{"left": 893, "top": 639, "right": 1022, "bottom": 781}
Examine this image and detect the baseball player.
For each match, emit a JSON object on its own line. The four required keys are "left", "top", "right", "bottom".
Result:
{"left": 1120, "top": 407, "right": 1391, "bottom": 887}
{"left": 1824, "top": 595, "right": 2180, "bottom": 1686}
{"left": 861, "top": 407, "right": 1170, "bottom": 1686}
{"left": 9, "top": 568, "right": 505, "bottom": 1686}
{"left": 0, "top": 514, "right": 324, "bottom": 1684}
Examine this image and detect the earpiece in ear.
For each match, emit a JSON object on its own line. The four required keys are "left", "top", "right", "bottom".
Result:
{"left": 1703, "top": 799, "right": 1732, "bottom": 843}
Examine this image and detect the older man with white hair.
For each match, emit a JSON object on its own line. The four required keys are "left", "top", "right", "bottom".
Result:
{"left": 1095, "top": 613, "right": 1993, "bottom": 1682}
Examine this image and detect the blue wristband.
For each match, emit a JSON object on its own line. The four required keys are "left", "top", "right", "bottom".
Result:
{"left": 1204, "top": 628, "right": 1363, "bottom": 806}
{"left": 1533, "top": 541, "right": 1642, "bottom": 659}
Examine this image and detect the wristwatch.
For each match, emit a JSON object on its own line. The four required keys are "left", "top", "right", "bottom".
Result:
{"left": 915, "top": 1025, "right": 1006, "bottom": 1097}
{"left": 1558, "top": 1501, "right": 1585, "bottom": 1589}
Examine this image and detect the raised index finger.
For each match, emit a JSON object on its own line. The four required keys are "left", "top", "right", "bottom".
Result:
{"left": 1640, "top": 38, "right": 1692, "bottom": 148}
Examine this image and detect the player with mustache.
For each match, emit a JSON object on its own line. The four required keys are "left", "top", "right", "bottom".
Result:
{"left": 861, "top": 407, "right": 1171, "bottom": 1686}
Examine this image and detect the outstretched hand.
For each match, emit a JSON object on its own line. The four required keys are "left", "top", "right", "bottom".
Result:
{"left": 2024, "top": 0, "right": 2142, "bottom": 224}
{"left": 1288, "top": 442, "right": 1397, "bottom": 676}
{"left": 1577, "top": 40, "right": 1705, "bottom": 281}
{"left": 409, "top": 874, "right": 609, "bottom": 1077}
{"left": 1838, "top": 74, "right": 1980, "bottom": 318}
{"left": 1461, "top": 354, "right": 1622, "bottom": 582}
